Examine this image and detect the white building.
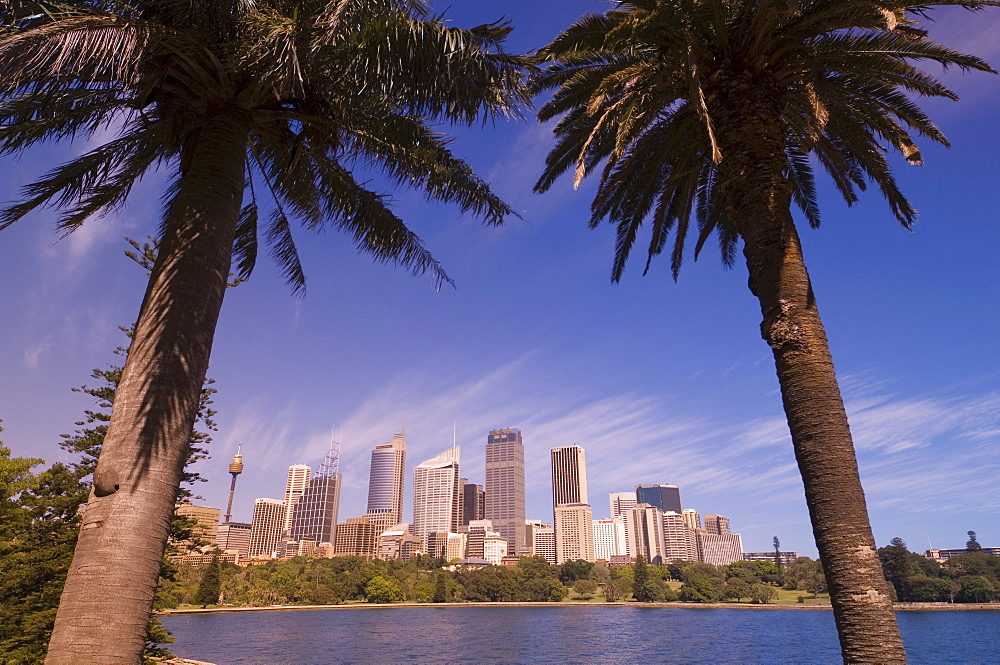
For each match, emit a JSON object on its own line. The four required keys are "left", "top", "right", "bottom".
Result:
{"left": 283, "top": 464, "right": 311, "bottom": 536}
{"left": 413, "top": 447, "right": 461, "bottom": 539}
{"left": 609, "top": 491, "right": 637, "bottom": 518}
{"left": 682, "top": 508, "right": 702, "bottom": 531}
{"left": 593, "top": 517, "right": 627, "bottom": 561}
{"left": 249, "top": 498, "right": 286, "bottom": 558}
{"left": 532, "top": 525, "right": 557, "bottom": 565}
{"left": 662, "top": 511, "right": 699, "bottom": 562}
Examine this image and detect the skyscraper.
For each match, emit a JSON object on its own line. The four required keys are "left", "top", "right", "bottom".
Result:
{"left": 609, "top": 491, "right": 637, "bottom": 518}
{"left": 366, "top": 431, "right": 407, "bottom": 525}
{"left": 283, "top": 464, "right": 311, "bottom": 536}
{"left": 635, "top": 484, "right": 682, "bottom": 514}
{"left": 551, "top": 445, "right": 592, "bottom": 563}
{"left": 485, "top": 427, "right": 527, "bottom": 555}
{"left": 704, "top": 514, "right": 731, "bottom": 535}
{"left": 412, "top": 446, "right": 461, "bottom": 539}
{"left": 592, "top": 517, "right": 627, "bottom": 561}
{"left": 682, "top": 508, "right": 702, "bottom": 531}
{"left": 249, "top": 498, "right": 286, "bottom": 558}
{"left": 551, "top": 445, "right": 588, "bottom": 507}
{"left": 291, "top": 440, "right": 342, "bottom": 546}
{"left": 461, "top": 481, "right": 485, "bottom": 525}
{"left": 554, "top": 503, "right": 595, "bottom": 564}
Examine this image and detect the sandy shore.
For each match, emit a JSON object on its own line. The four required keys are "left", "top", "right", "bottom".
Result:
{"left": 159, "top": 600, "right": 999, "bottom": 615}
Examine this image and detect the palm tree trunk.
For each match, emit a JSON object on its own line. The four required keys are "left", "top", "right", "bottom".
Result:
{"left": 45, "top": 107, "right": 250, "bottom": 664}
{"left": 719, "top": 95, "right": 906, "bottom": 663}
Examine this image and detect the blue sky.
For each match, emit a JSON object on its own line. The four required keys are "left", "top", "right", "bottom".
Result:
{"left": 1, "top": 2, "right": 997, "bottom": 557}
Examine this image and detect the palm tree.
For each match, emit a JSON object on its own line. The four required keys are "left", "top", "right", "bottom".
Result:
{"left": 0, "top": 1, "right": 528, "bottom": 662}
{"left": 533, "top": 1, "right": 995, "bottom": 662}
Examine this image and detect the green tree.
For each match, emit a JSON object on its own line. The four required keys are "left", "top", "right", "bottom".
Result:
{"left": 750, "top": 583, "right": 779, "bottom": 605}
{"left": 433, "top": 574, "right": 448, "bottom": 603}
{"left": 724, "top": 578, "right": 752, "bottom": 602}
{"left": 632, "top": 555, "right": 650, "bottom": 601}
{"left": 956, "top": 576, "right": 995, "bottom": 603}
{"left": 573, "top": 578, "right": 598, "bottom": 600}
{"left": 194, "top": 555, "right": 222, "bottom": 608}
{"left": 879, "top": 538, "right": 919, "bottom": 602}
{"left": 559, "top": 559, "right": 595, "bottom": 585}
{"left": 364, "top": 575, "right": 406, "bottom": 604}
{"left": 966, "top": 531, "right": 983, "bottom": 552}
{"left": 679, "top": 572, "right": 723, "bottom": 603}
{"left": 533, "top": 2, "right": 996, "bottom": 661}
{"left": 0, "top": 2, "right": 528, "bottom": 661}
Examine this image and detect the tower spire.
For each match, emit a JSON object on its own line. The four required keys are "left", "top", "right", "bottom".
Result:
{"left": 224, "top": 446, "right": 245, "bottom": 523}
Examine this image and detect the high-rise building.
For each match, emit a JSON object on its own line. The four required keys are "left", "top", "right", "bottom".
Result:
{"left": 461, "top": 481, "right": 485, "bottom": 525}
{"left": 532, "top": 526, "right": 557, "bottom": 565}
{"left": 624, "top": 504, "right": 667, "bottom": 564}
{"left": 175, "top": 503, "right": 221, "bottom": 547}
{"left": 704, "top": 514, "right": 731, "bottom": 535}
{"left": 635, "top": 484, "right": 682, "bottom": 514}
{"left": 662, "top": 511, "right": 699, "bottom": 562}
{"left": 249, "top": 498, "right": 286, "bottom": 558}
{"left": 532, "top": 525, "right": 557, "bottom": 565}
{"left": 682, "top": 508, "right": 702, "bottom": 531}
{"left": 412, "top": 446, "right": 461, "bottom": 539}
{"left": 334, "top": 517, "right": 382, "bottom": 559}
{"left": 217, "top": 522, "right": 252, "bottom": 557}
{"left": 283, "top": 464, "right": 311, "bottom": 536}
{"left": 551, "top": 446, "right": 588, "bottom": 507}
{"left": 366, "top": 431, "right": 407, "bottom": 525}
{"left": 485, "top": 428, "right": 527, "bottom": 555}
{"left": 697, "top": 531, "right": 744, "bottom": 566}
{"left": 554, "top": 503, "right": 595, "bottom": 564}
{"left": 593, "top": 517, "right": 627, "bottom": 561}
{"left": 609, "top": 491, "right": 637, "bottom": 518}
{"left": 291, "top": 441, "right": 342, "bottom": 546}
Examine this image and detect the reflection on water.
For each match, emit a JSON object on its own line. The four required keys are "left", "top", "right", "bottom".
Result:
{"left": 161, "top": 606, "right": 997, "bottom": 665}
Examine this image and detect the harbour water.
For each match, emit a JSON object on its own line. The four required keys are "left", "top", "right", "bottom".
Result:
{"left": 161, "top": 605, "right": 998, "bottom": 664}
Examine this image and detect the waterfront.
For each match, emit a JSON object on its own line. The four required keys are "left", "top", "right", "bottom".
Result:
{"left": 162, "top": 605, "right": 999, "bottom": 664}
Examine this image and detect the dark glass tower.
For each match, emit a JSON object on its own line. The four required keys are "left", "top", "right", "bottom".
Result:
{"left": 635, "top": 484, "right": 682, "bottom": 514}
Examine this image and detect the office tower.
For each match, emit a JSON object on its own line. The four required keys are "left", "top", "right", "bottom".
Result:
{"left": 366, "top": 431, "right": 407, "bottom": 524}
{"left": 283, "top": 464, "right": 311, "bottom": 535}
{"left": 249, "top": 498, "right": 286, "bottom": 557}
{"left": 224, "top": 447, "right": 244, "bottom": 522}
{"left": 175, "top": 504, "right": 221, "bottom": 546}
{"left": 412, "top": 446, "right": 461, "bottom": 539}
{"left": 593, "top": 517, "right": 627, "bottom": 561}
{"left": 635, "top": 484, "right": 682, "bottom": 514}
{"left": 334, "top": 517, "right": 382, "bottom": 559}
{"left": 485, "top": 428, "right": 527, "bottom": 555}
{"left": 291, "top": 440, "right": 342, "bottom": 545}
{"left": 609, "top": 491, "right": 637, "bottom": 518}
{"left": 554, "top": 503, "right": 595, "bottom": 564}
{"left": 697, "top": 531, "right": 744, "bottom": 566}
{"left": 532, "top": 526, "right": 557, "bottom": 565}
{"left": 461, "top": 481, "right": 485, "bottom": 525}
{"left": 378, "top": 524, "right": 416, "bottom": 561}
{"left": 682, "top": 508, "right": 702, "bottom": 531}
{"left": 704, "top": 514, "right": 731, "bottom": 535}
{"left": 624, "top": 504, "right": 667, "bottom": 565}
{"left": 217, "top": 522, "right": 252, "bottom": 557}
{"left": 551, "top": 445, "right": 588, "bottom": 507}
{"left": 662, "top": 511, "right": 699, "bottom": 562}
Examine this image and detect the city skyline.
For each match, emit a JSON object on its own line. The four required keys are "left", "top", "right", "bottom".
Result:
{"left": 1, "top": 4, "right": 997, "bottom": 558}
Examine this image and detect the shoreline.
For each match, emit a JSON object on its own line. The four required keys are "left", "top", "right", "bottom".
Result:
{"left": 159, "top": 600, "right": 999, "bottom": 616}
